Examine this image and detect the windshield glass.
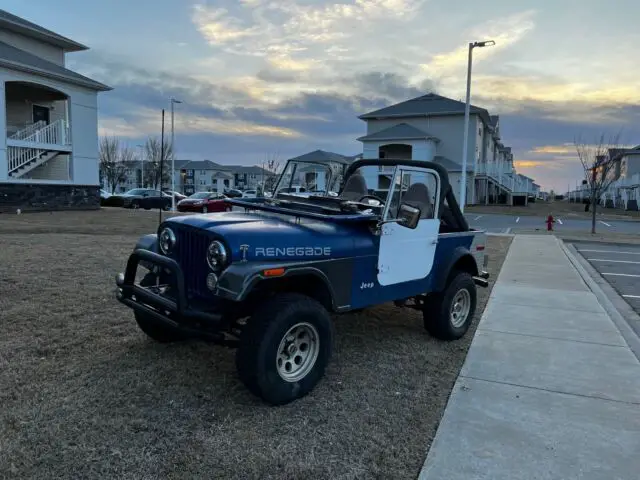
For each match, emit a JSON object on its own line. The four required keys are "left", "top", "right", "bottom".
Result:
{"left": 125, "top": 189, "right": 146, "bottom": 195}
{"left": 273, "top": 160, "right": 346, "bottom": 196}
{"left": 189, "top": 192, "right": 211, "bottom": 199}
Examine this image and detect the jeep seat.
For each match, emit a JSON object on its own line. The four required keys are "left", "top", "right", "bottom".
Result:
{"left": 402, "top": 183, "right": 433, "bottom": 218}
{"left": 340, "top": 172, "right": 368, "bottom": 201}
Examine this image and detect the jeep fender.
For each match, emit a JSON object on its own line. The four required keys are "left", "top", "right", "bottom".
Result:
{"left": 134, "top": 234, "right": 158, "bottom": 270}
{"left": 434, "top": 247, "right": 479, "bottom": 292}
{"left": 217, "top": 262, "right": 343, "bottom": 312}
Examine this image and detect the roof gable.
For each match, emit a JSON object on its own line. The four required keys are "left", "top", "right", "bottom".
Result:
{"left": 356, "top": 122, "right": 439, "bottom": 142}
{"left": 0, "top": 40, "right": 111, "bottom": 91}
{"left": 288, "top": 149, "right": 351, "bottom": 164}
{"left": 0, "top": 9, "right": 87, "bottom": 52}
{"left": 358, "top": 93, "right": 492, "bottom": 126}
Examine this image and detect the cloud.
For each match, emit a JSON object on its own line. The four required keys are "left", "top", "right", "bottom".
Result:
{"left": 423, "top": 10, "right": 536, "bottom": 73}
{"left": 530, "top": 144, "right": 575, "bottom": 155}
{"left": 100, "top": 107, "right": 303, "bottom": 139}
{"left": 191, "top": 5, "right": 261, "bottom": 44}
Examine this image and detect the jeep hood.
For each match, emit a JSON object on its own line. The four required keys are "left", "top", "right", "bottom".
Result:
{"left": 165, "top": 211, "right": 376, "bottom": 261}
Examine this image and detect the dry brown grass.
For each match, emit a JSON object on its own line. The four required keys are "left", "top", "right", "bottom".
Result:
{"left": 0, "top": 209, "right": 512, "bottom": 480}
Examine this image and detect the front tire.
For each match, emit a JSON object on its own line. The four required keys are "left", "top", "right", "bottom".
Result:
{"left": 423, "top": 271, "right": 477, "bottom": 340}
{"left": 235, "top": 293, "right": 334, "bottom": 405}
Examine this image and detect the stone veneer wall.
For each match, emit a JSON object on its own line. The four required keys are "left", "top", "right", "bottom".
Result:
{"left": 0, "top": 183, "right": 100, "bottom": 213}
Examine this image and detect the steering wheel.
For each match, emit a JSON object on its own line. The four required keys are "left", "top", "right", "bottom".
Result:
{"left": 358, "top": 194, "right": 385, "bottom": 206}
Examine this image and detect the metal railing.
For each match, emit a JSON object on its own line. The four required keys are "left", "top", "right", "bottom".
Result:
{"left": 9, "top": 119, "right": 70, "bottom": 146}
{"left": 8, "top": 121, "right": 47, "bottom": 140}
{"left": 8, "top": 147, "right": 45, "bottom": 175}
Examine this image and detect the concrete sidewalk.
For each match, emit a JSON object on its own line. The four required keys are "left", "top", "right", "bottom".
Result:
{"left": 419, "top": 234, "right": 640, "bottom": 480}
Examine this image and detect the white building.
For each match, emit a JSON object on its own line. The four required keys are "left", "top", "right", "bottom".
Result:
{"left": 357, "top": 93, "right": 535, "bottom": 206}
{"left": 579, "top": 146, "right": 640, "bottom": 211}
{"left": 0, "top": 9, "right": 111, "bottom": 211}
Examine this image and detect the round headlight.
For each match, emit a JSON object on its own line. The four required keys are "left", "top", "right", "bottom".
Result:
{"left": 206, "top": 240, "right": 228, "bottom": 270}
{"left": 159, "top": 227, "right": 176, "bottom": 254}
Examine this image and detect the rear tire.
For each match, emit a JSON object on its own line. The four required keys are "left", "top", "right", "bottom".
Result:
{"left": 134, "top": 273, "right": 189, "bottom": 343}
{"left": 423, "top": 270, "right": 477, "bottom": 340}
{"left": 236, "top": 293, "right": 334, "bottom": 405}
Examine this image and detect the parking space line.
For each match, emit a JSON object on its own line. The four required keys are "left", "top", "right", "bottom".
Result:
{"left": 578, "top": 249, "right": 640, "bottom": 255}
{"left": 516, "top": 217, "right": 520, "bottom": 223}
{"left": 599, "top": 220, "right": 612, "bottom": 227}
{"left": 474, "top": 215, "right": 483, "bottom": 220}
{"left": 504, "top": 227, "right": 512, "bottom": 234}
{"left": 588, "top": 259, "right": 640, "bottom": 264}
{"left": 557, "top": 218, "right": 563, "bottom": 225}
{"left": 602, "top": 273, "right": 640, "bottom": 277}
{"left": 623, "top": 295, "right": 640, "bottom": 299}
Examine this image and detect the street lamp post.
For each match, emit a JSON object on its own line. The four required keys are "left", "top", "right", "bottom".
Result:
{"left": 170, "top": 97, "right": 182, "bottom": 211}
{"left": 137, "top": 144, "right": 144, "bottom": 187}
{"left": 460, "top": 39, "right": 495, "bottom": 213}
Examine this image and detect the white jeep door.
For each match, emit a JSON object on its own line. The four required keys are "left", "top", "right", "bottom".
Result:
{"left": 377, "top": 166, "right": 441, "bottom": 287}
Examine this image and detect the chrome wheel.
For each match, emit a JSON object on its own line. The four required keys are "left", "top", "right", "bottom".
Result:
{"left": 276, "top": 322, "right": 319, "bottom": 382}
{"left": 450, "top": 289, "right": 471, "bottom": 328}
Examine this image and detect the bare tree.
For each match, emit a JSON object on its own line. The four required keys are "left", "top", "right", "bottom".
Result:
{"left": 574, "top": 132, "right": 623, "bottom": 234}
{"left": 99, "top": 136, "right": 128, "bottom": 193}
{"left": 143, "top": 136, "right": 173, "bottom": 190}
{"left": 262, "top": 153, "right": 282, "bottom": 193}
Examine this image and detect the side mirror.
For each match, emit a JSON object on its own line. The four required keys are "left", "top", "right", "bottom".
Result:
{"left": 397, "top": 203, "right": 421, "bottom": 229}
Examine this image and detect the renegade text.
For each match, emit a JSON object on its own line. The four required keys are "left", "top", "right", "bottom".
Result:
{"left": 255, "top": 247, "right": 331, "bottom": 257}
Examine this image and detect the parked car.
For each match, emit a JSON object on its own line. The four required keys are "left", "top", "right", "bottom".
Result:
{"left": 115, "top": 157, "right": 489, "bottom": 406}
{"left": 177, "top": 192, "right": 232, "bottom": 213}
{"left": 115, "top": 188, "right": 172, "bottom": 210}
{"left": 279, "top": 185, "right": 307, "bottom": 194}
{"left": 223, "top": 188, "right": 244, "bottom": 198}
{"left": 242, "top": 189, "right": 258, "bottom": 198}
{"left": 163, "top": 190, "right": 187, "bottom": 203}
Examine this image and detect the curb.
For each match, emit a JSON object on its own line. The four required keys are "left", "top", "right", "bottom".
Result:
{"left": 558, "top": 239, "right": 640, "bottom": 362}
{"left": 558, "top": 238, "right": 640, "bottom": 247}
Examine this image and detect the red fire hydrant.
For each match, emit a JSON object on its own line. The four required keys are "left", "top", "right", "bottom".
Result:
{"left": 546, "top": 214, "right": 555, "bottom": 231}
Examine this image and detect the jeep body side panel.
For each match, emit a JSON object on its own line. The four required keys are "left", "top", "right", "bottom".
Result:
{"left": 430, "top": 232, "right": 482, "bottom": 292}
{"left": 216, "top": 258, "right": 353, "bottom": 310}
{"left": 348, "top": 232, "right": 476, "bottom": 309}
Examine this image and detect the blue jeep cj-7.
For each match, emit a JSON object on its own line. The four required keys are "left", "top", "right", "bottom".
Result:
{"left": 115, "top": 158, "right": 489, "bottom": 405}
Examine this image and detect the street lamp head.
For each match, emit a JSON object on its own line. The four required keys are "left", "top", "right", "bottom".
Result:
{"left": 473, "top": 40, "right": 496, "bottom": 48}
{"left": 171, "top": 97, "right": 182, "bottom": 104}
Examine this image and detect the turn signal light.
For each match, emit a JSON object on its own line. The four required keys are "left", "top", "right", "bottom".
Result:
{"left": 263, "top": 268, "right": 285, "bottom": 277}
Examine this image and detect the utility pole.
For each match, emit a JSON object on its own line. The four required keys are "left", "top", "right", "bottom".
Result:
{"left": 170, "top": 97, "right": 182, "bottom": 211}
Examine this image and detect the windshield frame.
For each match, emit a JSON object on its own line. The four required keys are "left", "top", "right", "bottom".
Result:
{"left": 272, "top": 159, "right": 342, "bottom": 197}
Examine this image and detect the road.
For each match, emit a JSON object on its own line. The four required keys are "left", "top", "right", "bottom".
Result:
{"left": 572, "top": 242, "right": 640, "bottom": 317}
{"left": 465, "top": 213, "right": 640, "bottom": 235}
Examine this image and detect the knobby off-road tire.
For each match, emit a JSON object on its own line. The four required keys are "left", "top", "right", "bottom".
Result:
{"left": 236, "top": 293, "right": 335, "bottom": 405}
{"left": 423, "top": 270, "right": 477, "bottom": 340}
{"left": 134, "top": 272, "right": 189, "bottom": 343}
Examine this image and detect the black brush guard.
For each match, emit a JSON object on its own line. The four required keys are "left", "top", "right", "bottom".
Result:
{"left": 115, "top": 249, "right": 223, "bottom": 332}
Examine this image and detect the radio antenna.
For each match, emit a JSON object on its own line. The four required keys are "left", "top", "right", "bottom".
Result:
{"left": 159, "top": 108, "right": 165, "bottom": 226}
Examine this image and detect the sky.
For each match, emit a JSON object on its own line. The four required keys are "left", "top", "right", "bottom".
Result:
{"left": 4, "top": 0, "right": 640, "bottom": 192}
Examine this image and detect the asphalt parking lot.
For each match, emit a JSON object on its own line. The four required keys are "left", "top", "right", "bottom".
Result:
{"left": 573, "top": 242, "right": 640, "bottom": 315}
{"left": 466, "top": 213, "right": 640, "bottom": 235}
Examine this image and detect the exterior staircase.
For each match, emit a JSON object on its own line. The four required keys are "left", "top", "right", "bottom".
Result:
{"left": 7, "top": 119, "right": 69, "bottom": 178}
{"left": 9, "top": 149, "right": 60, "bottom": 178}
